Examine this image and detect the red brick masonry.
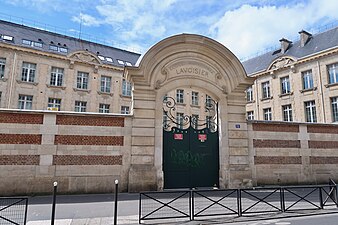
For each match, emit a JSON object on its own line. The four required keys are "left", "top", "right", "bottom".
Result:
{"left": 307, "top": 125, "right": 338, "bottom": 134}
{"left": 54, "top": 135, "right": 124, "bottom": 146}
{"left": 56, "top": 115, "right": 124, "bottom": 127}
{"left": 252, "top": 123, "right": 299, "bottom": 132}
{"left": 308, "top": 141, "right": 338, "bottom": 149}
{"left": 0, "top": 134, "right": 42, "bottom": 144}
{"left": 253, "top": 139, "right": 301, "bottom": 148}
{"left": 53, "top": 155, "right": 122, "bottom": 165}
{"left": 310, "top": 157, "right": 338, "bottom": 164}
{"left": 0, "top": 155, "right": 40, "bottom": 165}
{"left": 255, "top": 156, "right": 302, "bottom": 164}
{"left": 0, "top": 112, "right": 43, "bottom": 124}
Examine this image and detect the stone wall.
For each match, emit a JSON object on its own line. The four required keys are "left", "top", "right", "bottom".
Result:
{"left": 249, "top": 121, "right": 338, "bottom": 186}
{"left": 0, "top": 110, "right": 131, "bottom": 196}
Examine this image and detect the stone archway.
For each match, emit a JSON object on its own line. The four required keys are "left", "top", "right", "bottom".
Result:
{"left": 126, "top": 34, "right": 254, "bottom": 192}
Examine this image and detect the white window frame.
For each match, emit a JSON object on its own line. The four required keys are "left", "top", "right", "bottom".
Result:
{"left": 206, "top": 95, "right": 213, "bottom": 107}
{"left": 302, "top": 70, "right": 313, "bottom": 90}
{"left": 246, "top": 86, "right": 253, "bottom": 102}
{"left": 191, "top": 91, "right": 199, "bottom": 106}
{"left": 247, "top": 111, "right": 254, "bottom": 120}
{"left": 21, "top": 62, "right": 36, "bottom": 82}
{"left": 305, "top": 101, "right": 317, "bottom": 123}
{"left": 0, "top": 58, "right": 5, "bottom": 78}
{"left": 50, "top": 67, "right": 64, "bottom": 86}
{"left": 328, "top": 63, "right": 338, "bottom": 84}
{"left": 121, "top": 106, "right": 130, "bottom": 114}
{"left": 100, "top": 76, "right": 111, "bottom": 93}
{"left": 281, "top": 76, "right": 291, "bottom": 94}
{"left": 176, "top": 89, "right": 184, "bottom": 103}
{"left": 331, "top": 97, "right": 338, "bottom": 122}
{"left": 18, "top": 95, "right": 33, "bottom": 110}
{"left": 262, "top": 81, "right": 271, "bottom": 99}
{"left": 75, "top": 101, "right": 87, "bottom": 112}
{"left": 263, "top": 108, "right": 272, "bottom": 121}
{"left": 48, "top": 98, "right": 61, "bottom": 111}
{"left": 176, "top": 112, "right": 184, "bottom": 129}
{"left": 77, "top": 72, "right": 89, "bottom": 89}
{"left": 122, "top": 79, "right": 132, "bottom": 96}
{"left": 99, "top": 103, "right": 110, "bottom": 113}
{"left": 282, "top": 104, "right": 293, "bottom": 122}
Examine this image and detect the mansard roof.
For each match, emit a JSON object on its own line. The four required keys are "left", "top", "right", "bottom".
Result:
{"left": 0, "top": 19, "right": 140, "bottom": 67}
{"left": 242, "top": 26, "right": 338, "bottom": 75}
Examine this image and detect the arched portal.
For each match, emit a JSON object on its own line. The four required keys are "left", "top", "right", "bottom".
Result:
{"left": 126, "top": 34, "right": 254, "bottom": 192}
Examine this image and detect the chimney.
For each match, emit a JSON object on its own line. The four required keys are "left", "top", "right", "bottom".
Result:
{"left": 279, "top": 38, "right": 292, "bottom": 54}
{"left": 298, "top": 30, "right": 312, "bottom": 47}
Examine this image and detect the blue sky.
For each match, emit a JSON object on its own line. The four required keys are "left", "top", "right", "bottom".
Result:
{"left": 1, "top": 0, "right": 338, "bottom": 60}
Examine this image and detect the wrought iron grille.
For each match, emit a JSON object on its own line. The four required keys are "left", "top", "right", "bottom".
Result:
{"left": 162, "top": 96, "right": 218, "bottom": 132}
{"left": 0, "top": 198, "right": 28, "bottom": 225}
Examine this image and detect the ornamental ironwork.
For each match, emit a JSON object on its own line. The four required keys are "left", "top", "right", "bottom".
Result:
{"left": 162, "top": 96, "right": 218, "bottom": 132}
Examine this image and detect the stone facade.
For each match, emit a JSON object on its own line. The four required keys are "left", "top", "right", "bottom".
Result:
{"left": 244, "top": 28, "right": 338, "bottom": 123}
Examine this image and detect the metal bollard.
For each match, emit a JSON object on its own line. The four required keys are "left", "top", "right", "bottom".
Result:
{"left": 114, "top": 180, "right": 119, "bottom": 225}
{"left": 51, "top": 181, "right": 58, "bottom": 225}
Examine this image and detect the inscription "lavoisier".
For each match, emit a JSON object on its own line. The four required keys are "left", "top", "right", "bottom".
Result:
{"left": 176, "top": 67, "right": 208, "bottom": 77}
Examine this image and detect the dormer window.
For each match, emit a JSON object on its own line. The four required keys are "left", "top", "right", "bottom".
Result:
{"left": 2, "top": 35, "right": 14, "bottom": 41}
{"left": 22, "top": 39, "right": 43, "bottom": 48}
{"left": 125, "top": 62, "right": 132, "bottom": 66}
{"left": 117, "top": 59, "right": 124, "bottom": 65}
{"left": 98, "top": 55, "right": 105, "bottom": 61}
{"left": 106, "top": 57, "right": 113, "bottom": 63}
{"left": 49, "top": 45, "right": 68, "bottom": 53}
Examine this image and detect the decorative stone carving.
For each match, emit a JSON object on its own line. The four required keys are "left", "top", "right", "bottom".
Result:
{"left": 68, "top": 51, "right": 101, "bottom": 65}
{"left": 269, "top": 56, "right": 296, "bottom": 70}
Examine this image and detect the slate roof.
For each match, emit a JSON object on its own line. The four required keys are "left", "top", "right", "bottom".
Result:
{"left": 242, "top": 26, "right": 338, "bottom": 75}
{"left": 0, "top": 20, "right": 141, "bottom": 67}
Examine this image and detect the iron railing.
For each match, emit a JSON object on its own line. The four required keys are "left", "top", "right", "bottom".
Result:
{"left": 139, "top": 181, "right": 338, "bottom": 223}
{"left": 0, "top": 197, "right": 28, "bottom": 225}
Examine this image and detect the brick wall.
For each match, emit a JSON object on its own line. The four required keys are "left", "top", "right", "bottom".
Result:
{"left": 0, "top": 134, "right": 42, "bottom": 144}
{"left": 56, "top": 115, "right": 124, "bottom": 127}
{"left": 55, "top": 135, "right": 124, "bottom": 146}
{"left": 0, "top": 112, "right": 43, "bottom": 124}
{"left": 53, "top": 155, "right": 122, "bottom": 165}
{"left": 0, "top": 155, "right": 40, "bottom": 165}
{"left": 253, "top": 139, "right": 301, "bottom": 148}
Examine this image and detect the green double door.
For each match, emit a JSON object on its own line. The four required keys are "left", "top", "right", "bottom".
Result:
{"left": 163, "top": 126, "right": 219, "bottom": 189}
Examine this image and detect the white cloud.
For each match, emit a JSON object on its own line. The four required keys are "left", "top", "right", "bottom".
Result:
{"left": 72, "top": 13, "right": 103, "bottom": 27}
{"left": 209, "top": 0, "right": 338, "bottom": 59}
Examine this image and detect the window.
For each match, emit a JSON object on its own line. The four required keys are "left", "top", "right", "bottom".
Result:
{"left": 122, "top": 79, "right": 132, "bottom": 96}
{"left": 246, "top": 86, "right": 253, "bottom": 102}
{"left": 206, "top": 95, "right": 213, "bottom": 107}
{"left": 98, "top": 55, "right": 105, "bottom": 61}
{"left": 49, "top": 45, "right": 58, "bottom": 51}
{"left": 50, "top": 67, "right": 64, "bottom": 86}
{"left": 75, "top": 101, "right": 87, "bottom": 112}
{"left": 192, "top": 114, "right": 199, "bottom": 129}
{"left": 281, "top": 76, "right": 291, "bottom": 94}
{"left": 21, "top": 62, "right": 36, "bottom": 82}
{"left": 163, "top": 111, "right": 168, "bottom": 126}
{"left": 100, "top": 76, "right": 111, "bottom": 93}
{"left": 18, "top": 95, "right": 33, "bottom": 110}
{"left": 163, "top": 93, "right": 168, "bottom": 102}
{"left": 117, "top": 60, "right": 124, "bottom": 65}
{"left": 262, "top": 81, "right": 271, "bottom": 99}
{"left": 331, "top": 97, "right": 338, "bottom": 122}
{"left": 77, "top": 72, "right": 89, "bottom": 89}
{"left": 0, "top": 58, "right": 5, "bottom": 78}
{"left": 106, "top": 57, "right": 113, "bottom": 63}
{"left": 125, "top": 62, "right": 133, "bottom": 66}
{"left": 176, "top": 112, "right": 184, "bottom": 129}
{"left": 99, "top": 103, "right": 110, "bottom": 113}
{"left": 191, "top": 91, "right": 199, "bottom": 106}
{"left": 302, "top": 70, "right": 313, "bottom": 89}
{"left": 176, "top": 89, "right": 184, "bottom": 103}
{"left": 263, "top": 108, "right": 272, "bottom": 121}
{"left": 247, "top": 111, "right": 254, "bottom": 120}
{"left": 121, "top": 106, "right": 130, "bottom": 114}
{"left": 0, "top": 92, "right": 2, "bottom": 106}
{"left": 305, "top": 101, "right": 317, "bottom": 123}
{"left": 48, "top": 98, "right": 61, "bottom": 111}
{"left": 49, "top": 45, "right": 68, "bottom": 53}
{"left": 328, "top": 63, "right": 338, "bottom": 84}
{"left": 1, "top": 35, "right": 13, "bottom": 41}
{"left": 22, "top": 39, "right": 42, "bottom": 48}
{"left": 282, "top": 104, "right": 293, "bottom": 122}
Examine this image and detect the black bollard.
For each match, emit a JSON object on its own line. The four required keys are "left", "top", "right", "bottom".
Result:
{"left": 114, "top": 180, "right": 119, "bottom": 225}
{"left": 51, "top": 181, "right": 57, "bottom": 225}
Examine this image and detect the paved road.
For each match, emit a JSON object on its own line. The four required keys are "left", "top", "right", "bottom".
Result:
{"left": 7, "top": 192, "right": 338, "bottom": 225}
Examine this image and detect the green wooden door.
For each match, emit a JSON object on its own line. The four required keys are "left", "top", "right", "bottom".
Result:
{"left": 163, "top": 124, "right": 219, "bottom": 189}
